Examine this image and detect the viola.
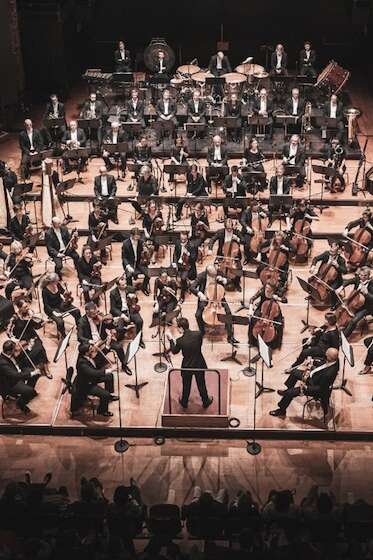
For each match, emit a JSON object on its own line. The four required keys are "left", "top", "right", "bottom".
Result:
{"left": 252, "top": 297, "right": 281, "bottom": 344}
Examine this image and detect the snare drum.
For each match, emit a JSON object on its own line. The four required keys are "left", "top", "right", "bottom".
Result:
{"left": 316, "top": 61, "right": 350, "bottom": 94}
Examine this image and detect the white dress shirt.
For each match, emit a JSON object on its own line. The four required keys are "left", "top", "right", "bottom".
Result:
{"left": 101, "top": 175, "right": 108, "bottom": 197}
{"left": 119, "top": 290, "right": 128, "bottom": 312}
{"left": 289, "top": 144, "right": 298, "bottom": 161}
{"left": 87, "top": 317, "right": 100, "bottom": 342}
{"left": 260, "top": 97, "right": 267, "bottom": 114}
{"left": 27, "top": 130, "right": 35, "bottom": 151}
{"left": 213, "top": 145, "right": 221, "bottom": 161}
{"left": 112, "top": 131, "right": 118, "bottom": 144}
{"left": 90, "top": 102, "right": 96, "bottom": 116}
{"left": 292, "top": 98, "right": 299, "bottom": 115}
{"left": 194, "top": 101, "right": 199, "bottom": 113}
{"left": 276, "top": 54, "right": 282, "bottom": 69}
{"left": 70, "top": 130, "right": 78, "bottom": 144}
{"left": 164, "top": 100, "right": 169, "bottom": 115}
{"left": 53, "top": 228, "right": 66, "bottom": 251}
{"left": 277, "top": 176, "right": 284, "bottom": 195}
{"left": 52, "top": 103, "right": 59, "bottom": 117}
{"left": 131, "top": 239, "right": 138, "bottom": 262}
{"left": 330, "top": 102, "right": 337, "bottom": 119}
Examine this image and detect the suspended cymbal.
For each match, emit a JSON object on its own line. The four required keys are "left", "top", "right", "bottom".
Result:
{"left": 192, "top": 71, "right": 213, "bottom": 83}
{"left": 177, "top": 64, "right": 200, "bottom": 76}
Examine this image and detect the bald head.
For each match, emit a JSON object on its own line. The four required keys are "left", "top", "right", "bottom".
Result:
{"left": 326, "top": 348, "right": 339, "bottom": 362}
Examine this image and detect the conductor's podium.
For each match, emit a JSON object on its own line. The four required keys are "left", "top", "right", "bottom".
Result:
{"left": 161, "top": 368, "right": 230, "bottom": 428}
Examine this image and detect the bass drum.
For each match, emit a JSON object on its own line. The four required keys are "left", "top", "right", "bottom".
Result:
{"left": 315, "top": 60, "right": 350, "bottom": 94}
{"left": 143, "top": 38, "right": 175, "bottom": 73}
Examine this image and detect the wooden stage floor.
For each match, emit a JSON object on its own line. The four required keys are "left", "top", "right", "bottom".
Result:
{"left": 0, "top": 81, "right": 372, "bottom": 439}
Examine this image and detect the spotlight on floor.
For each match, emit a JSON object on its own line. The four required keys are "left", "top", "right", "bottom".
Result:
{"left": 246, "top": 441, "right": 262, "bottom": 455}
{"left": 114, "top": 439, "right": 130, "bottom": 453}
{"left": 154, "top": 436, "right": 166, "bottom": 446}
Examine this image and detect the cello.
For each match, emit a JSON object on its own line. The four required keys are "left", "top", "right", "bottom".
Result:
{"left": 259, "top": 236, "right": 288, "bottom": 286}
{"left": 252, "top": 297, "right": 282, "bottom": 346}
{"left": 308, "top": 250, "right": 341, "bottom": 305}
{"left": 290, "top": 208, "right": 313, "bottom": 263}
{"left": 217, "top": 238, "right": 241, "bottom": 283}
{"left": 336, "top": 288, "right": 366, "bottom": 329}
{"left": 344, "top": 222, "right": 372, "bottom": 271}
{"left": 249, "top": 204, "right": 268, "bottom": 257}
{"left": 202, "top": 278, "right": 225, "bottom": 328}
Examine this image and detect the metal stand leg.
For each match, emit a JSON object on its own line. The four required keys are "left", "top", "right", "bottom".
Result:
{"left": 255, "top": 360, "right": 274, "bottom": 398}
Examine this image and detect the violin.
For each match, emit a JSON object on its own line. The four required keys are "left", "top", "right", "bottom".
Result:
{"left": 127, "top": 293, "right": 141, "bottom": 314}
{"left": 202, "top": 278, "right": 225, "bottom": 327}
{"left": 345, "top": 224, "right": 372, "bottom": 271}
{"left": 259, "top": 241, "right": 287, "bottom": 285}
{"left": 252, "top": 297, "right": 281, "bottom": 344}
{"left": 140, "top": 241, "right": 154, "bottom": 266}
{"left": 308, "top": 252, "right": 340, "bottom": 304}
{"left": 336, "top": 287, "right": 366, "bottom": 329}
{"left": 217, "top": 238, "right": 241, "bottom": 281}
{"left": 61, "top": 282, "right": 74, "bottom": 307}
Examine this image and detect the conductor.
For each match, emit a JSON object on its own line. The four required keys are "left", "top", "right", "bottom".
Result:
{"left": 167, "top": 317, "right": 213, "bottom": 410}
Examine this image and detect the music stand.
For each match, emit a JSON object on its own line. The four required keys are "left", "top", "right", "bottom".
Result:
{"left": 297, "top": 276, "right": 319, "bottom": 332}
{"left": 102, "top": 142, "right": 128, "bottom": 181}
{"left": 112, "top": 72, "right": 134, "bottom": 84}
{"left": 121, "top": 122, "right": 143, "bottom": 150}
{"left": 236, "top": 269, "right": 258, "bottom": 312}
{"left": 163, "top": 164, "right": 188, "bottom": 196}
{"left": 312, "top": 164, "right": 336, "bottom": 212}
{"left": 56, "top": 178, "right": 76, "bottom": 221}
{"left": 44, "top": 117, "right": 65, "bottom": 129}
{"left": 53, "top": 326, "right": 75, "bottom": 373}
{"left": 65, "top": 147, "right": 90, "bottom": 183}
{"left": 13, "top": 182, "right": 33, "bottom": 202}
{"left": 184, "top": 122, "right": 206, "bottom": 154}
{"left": 92, "top": 276, "right": 119, "bottom": 313}
{"left": 269, "top": 194, "right": 292, "bottom": 228}
{"left": 217, "top": 313, "right": 247, "bottom": 365}
{"left": 124, "top": 331, "right": 148, "bottom": 397}
{"left": 333, "top": 331, "right": 353, "bottom": 397}
{"left": 152, "top": 119, "right": 174, "bottom": 152}
{"left": 247, "top": 115, "right": 270, "bottom": 138}
{"left": 152, "top": 309, "right": 178, "bottom": 373}
{"left": 255, "top": 334, "right": 274, "bottom": 398}
{"left": 275, "top": 114, "right": 299, "bottom": 137}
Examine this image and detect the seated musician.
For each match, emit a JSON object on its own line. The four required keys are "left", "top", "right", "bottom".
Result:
{"left": 270, "top": 43, "right": 288, "bottom": 75}
{"left": 240, "top": 199, "right": 268, "bottom": 264}
{"left": 286, "top": 312, "right": 340, "bottom": 371}
{"left": 284, "top": 87, "right": 305, "bottom": 133}
{"left": 4, "top": 240, "right": 34, "bottom": 291}
{"left": 190, "top": 202, "right": 209, "bottom": 245}
{"left": 323, "top": 137, "right": 346, "bottom": 192}
{"left": 208, "top": 50, "right": 232, "bottom": 76}
{"left": 339, "top": 266, "right": 373, "bottom": 338}
{"left": 207, "top": 217, "right": 242, "bottom": 292}
{"left": 344, "top": 209, "right": 373, "bottom": 266}
{"left": 190, "top": 264, "right": 239, "bottom": 346}
{"left": 1, "top": 160, "right": 18, "bottom": 200}
{"left": 169, "top": 136, "right": 189, "bottom": 184}
{"left": 94, "top": 165, "right": 118, "bottom": 224}
{"left": 102, "top": 121, "right": 127, "bottom": 177}
{"left": 133, "top": 136, "right": 152, "bottom": 169}
{"left": 257, "top": 230, "right": 294, "bottom": 294}
{"left": 187, "top": 89, "right": 206, "bottom": 138}
{"left": 154, "top": 269, "right": 178, "bottom": 301}
{"left": 110, "top": 276, "right": 145, "bottom": 348}
{"left": 9, "top": 204, "right": 30, "bottom": 242}
{"left": 206, "top": 135, "right": 229, "bottom": 190}
{"left": 299, "top": 41, "right": 317, "bottom": 77}
{"left": 270, "top": 164, "right": 291, "bottom": 195}
{"left": 114, "top": 40, "right": 131, "bottom": 72}
{"left": 309, "top": 240, "right": 347, "bottom": 310}
{"left": 359, "top": 337, "right": 373, "bottom": 376}
{"left": 242, "top": 137, "right": 267, "bottom": 193}
{"left": 126, "top": 89, "right": 145, "bottom": 135}
{"left": 73, "top": 343, "right": 118, "bottom": 418}
{"left": 289, "top": 198, "right": 319, "bottom": 252}
{"left": 9, "top": 299, "right": 52, "bottom": 378}
{"left": 143, "top": 199, "right": 164, "bottom": 264}
{"left": 88, "top": 201, "right": 109, "bottom": 264}
{"left": 155, "top": 89, "right": 177, "bottom": 145}
{"left": 223, "top": 166, "right": 247, "bottom": 218}
{"left": 78, "top": 302, "right": 130, "bottom": 374}
{"left": 122, "top": 227, "right": 150, "bottom": 296}
{"left": 173, "top": 230, "right": 197, "bottom": 304}
{"left": 282, "top": 134, "right": 306, "bottom": 188}
{"left": 152, "top": 286, "right": 180, "bottom": 327}
{"left": 61, "top": 120, "right": 87, "bottom": 174}
{"left": 80, "top": 92, "right": 105, "bottom": 145}
{"left": 77, "top": 245, "right": 100, "bottom": 304}
{"left": 131, "top": 165, "right": 159, "bottom": 216}
{"left": 45, "top": 216, "right": 79, "bottom": 278}
{"left": 224, "top": 93, "right": 242, "bottom": 142}
{"left": 175, "top": 164, "right": 208, "bottom": 221}
{"left": 41, "top": 272, "right": 81, "bottom": 338}
{"left": 19, "top": 119, "right": 44, "bottom": 180}
{"left": 44, "top": 93, "right": 66, "bottom": 144}
{"left": 248, "top": 281, "right": 285, "bottom": 349}
{"left": 270, "top": 348, "right": 339, "bottom": 418}
{"left": 252, "top": 88, "right": 273, "bottom": 138}
{"left": 323, "top": 94, "right": 345, "bottom": 143}
{"left": 0, "top": 340, "right": 43, "bottom": 415}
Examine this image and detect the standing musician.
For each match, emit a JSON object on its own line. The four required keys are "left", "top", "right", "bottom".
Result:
{"left": 110, "top": 276, "right": 145, "bottom": 348}
{"left": 41, "top": 272, "right": 81, "bottom": 338}
{"left": 88, "top": 200, "right": 109, "bottom": 264}
{"left": 270, "top": 348, "right": 339, "bottom": 418}
{"left": 240, "top": 199, "right": 268, "bottom": 264}
{"left": 173, "top": 230, "right": 197, "bottom": 304}
{"left": 169, "top": 136, "right": 189, "bottom": 184}
{"left": 249, "top": 282, "right": 285, "bottom": 350}
{"left": 338, "top": 266, "right": 373, "bottom": 338}
{"left": 242, "top": 137, "right": 267, "bottom": 193}
{"left": 61, "top": 120, "right": 87, "bottom": 174}
{"left": 286, "top": 312, "right": 340, "bottom": 371}
{"left": 208, "top": 217, "right": 242, "bottom": 292}
{"left": 343, "top": 209, "right": 373, "bottom": 267}
{"left": 102, "top": 121, "right": 127, "bottom": 176}
{"left": 19, "top": 119, "right": 44, "bottom": 180}
{"left": 282, "top": 134, "right": 306, "bottom": 188}
{"left": 270, "top": 44, "right": 288, "bottom": 75}
{"left": 187, "top": 89, "right": 207, "bottom": 132}
{"left": 154, "top": 49, "right": 170, "bottom": 75}
{"left": 77, "top": 245, "right": 100, "bottom": 304}
{"left": 122, "top": 228, "right": 150, "bottom": 296}
{"left": 285, "top": 87, "right": 305, "bottom": 132}
{"left": 77, "top": 302, "right": 130, "bottom": 374}
{"left": 73, "top": 343, "right": 119, "bottom": 418}
{"left": 323, "top": 94, "right": 345, "bottom": 143}
{"left": 323, "top": 137, "right": 346, "bottom": 192}
{"left": 80, "top": 92, "right": 105, "bottom": 145}
{"left": 208, "top": 50, "right": 232, "bottom": 76}
{"left": 45, "top": 216, "right": 80, "bottom": 278}
{"left": 190, "top": 264, "right": 239, "bottom": 346}
{"left": 299, "top": 41, "right": 317, "bottom": 77}
{"left": 143, "top": 199, "right": 164, "bottom": 264}
{"left": 257, "top": 230, "right": 293, "bottom": 295}
{"left": 4, "top": 240, "right": 34, "bottom": 291}
{"left": 94, "top": 165, "right": 118, "bottom": 223}
{"left": 155, "top": 89, "right": 177, "bottom": 145}
{"left": 206, "top": 135, "right": 229, "bottom": 190}
{"left": 0, "top": 340, "right": 43, "bottom": 415}
{"left": 9, "top": 204, "right": 31, "bottom": 242}
{"left": 131, "top": 165, "right": 159, "bottom": 216}
{"left": 167, "top": 317, "right": 213, "bottom": 409}
{"left": 114, "top": 40, "right": 131, "bottom": 72}
{"left": 224, "top": 92, "right": 242, "bottom": 143}
{"left": 126, "top": 89, "right": 145, "bottom": 131}
{"left": 252, "top": 88, "right": 273, "bottom": 138}
{"left": 8, "top": 299, "right": 52, "bottom": 379}
{"left": 309, "top": 240, "right": 347, "bottom": 310}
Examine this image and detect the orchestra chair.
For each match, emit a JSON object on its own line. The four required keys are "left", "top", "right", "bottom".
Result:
{"left": 302, "top": 383, "right": 336, "bottom": 429}
{"left": 147, "top": 504, "right": 182, "bottom": 542}
{"left": 184, "top": 514, "right": 226, "bottom": 550}
{"left": 0, "top": 378, "right": 23, "bottom": 420}
{"left": 45, "top": 254, "right": 72, "bottom": 272}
